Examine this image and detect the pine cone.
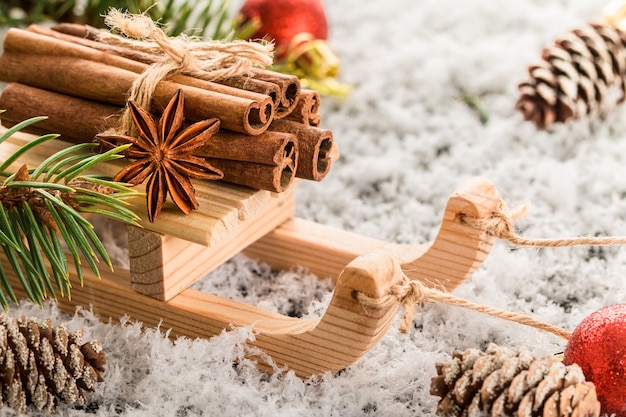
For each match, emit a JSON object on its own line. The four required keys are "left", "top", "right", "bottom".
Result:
{"left": 430, "top": 343, "right": 600, "bottom": 417}
{"left": 0, "top": 314, "right": 106, "bottom": 413}
{"left": 516, "top": 22, "right": 626, "bottom": 129}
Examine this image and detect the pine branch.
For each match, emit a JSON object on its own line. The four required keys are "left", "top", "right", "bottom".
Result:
{"left": 0, "top": 117, "right": 141, "bottom": 308}
{"left": 0, "top": 0, "right": 251, "bottom": 40}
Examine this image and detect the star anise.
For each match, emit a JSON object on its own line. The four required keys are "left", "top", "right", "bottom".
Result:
{"left": 96, "top": 89, "right": 223, "bottom": 222}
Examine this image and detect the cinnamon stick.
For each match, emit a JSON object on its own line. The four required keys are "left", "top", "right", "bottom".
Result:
{"left": 24, "top": 26, "right": 276, "bottom": 104}
{"left": 47, "top": 23, "right": 284, "bottom": 112}
{"left": 47, "top": 23, "right": 301, "bottom": 119}
{"left": 270, "top": 119, "right": 333, "bottom": 181}
{"left": 308, "top": 114, "right": 322, "bottom": 127}
{"left": 204, "top": 158, "right": 296, "bottom": 193}
{"left": 284, "top": 89, "right": 322, "bottom": 126}
{"left": 43, "top": 23, "right": 164, "bottom": 64}
{"left": 0, "top": 83, "right": 121, "bottom": 141}
{"left": 0, "top": 53, "right": 271, "bottom": 135}
{"left": 49, "top": 22, "right": 101, "bottom": 40}
{"left": 194, "top": 129, "right": 299, "bottom": 192}
{"left": 6, "top": 27, "right": 275, "bottom": 132}
{"left": 196, "top": 130, "right": 297, "bottom": 166}
{"left": 210, "top": 76, "right": 281, "bottom": 111}
{"left": 0, "top": 83, "right": 297, "bottom": 192}
{"left": 249, "top": 68, "right": 301, "bottom": 118}
{"left": 48, "top": 23, "right": 299, "bottom": 116}
{"left": 9, "top": 27, "right": 147, "bottom": 72}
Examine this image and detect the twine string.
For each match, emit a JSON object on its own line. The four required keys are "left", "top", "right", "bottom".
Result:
{"left": 101, "top": 9, "right": 625, "bottom": 345}
{"left": 356, "top": 277, "right": 572, "bottom": 339}
{"left": 99, "top": 9, "right": 274, "bottom": 135}
{"left": 462, "top": 203, "right": 626, "bottom": 247}
{"left": 357, "top": 205, "right": 626, "bottom": 338}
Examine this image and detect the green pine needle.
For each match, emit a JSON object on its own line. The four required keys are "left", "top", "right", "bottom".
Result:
{"left": 53, "top": 145, "right": 128, "bottom": 183}
{"left": 31, "top": 142, "right": 95, "bottom": 179}
{"left": 1, "top": 0, "right": 247, "bottom": 41}
{"left": 5, "top": 209, "right": 44, "bottom": 303}
{"left": 80, "top": 175, "right": 143, "bottom": 194}
{"left": 42, "top": 153, "right": 94, "bottom": 182}
{"left": 0, "top": 0, "right": 246, "bottom": 307}
{"left": 460, "top": 94, "right": 490, "bottom": 125}
{"left": 0, "top": 132, "right": 58, "bottom": 174}
{"left": 0, "top": 119, "right": 141, "bottom": 307}
{"left": 9, "top": 208, "right": 48, "bottom": 301}
{"left": 0, "top": 227, "right": 20, "bottom": 251}
{"left": 22, "top": 203, "right": 67, "bottom": 284}
{"left": 48, "top": 226, "right": 71, "bottom": 295}
{"left": 0, "top": 261, "right": 13, "bottom": 307}
{"left": 64, "top": 213, "right": 102, "bottom": 277}
{"left": 38, "top": 190, "right": 104, "bottom": 277}
{"left": 45, "top": 200, "right": 85, "bottom": 286}
{"left": 4, "top": 181, "right": 74, "bottom": 191}
{"left": 0, "top": 116, "right": 48, "bottom": 146}
{"left": 2, "top": 244, "right": 36, "bottom": 305}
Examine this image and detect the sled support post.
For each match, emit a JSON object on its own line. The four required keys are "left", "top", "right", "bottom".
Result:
{"left": 128, "top": 189, "right": 296, "bottom": 301}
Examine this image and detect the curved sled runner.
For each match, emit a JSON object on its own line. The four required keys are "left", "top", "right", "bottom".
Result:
{"left": 0, "top": 134, "right": 504, "bottom": 377}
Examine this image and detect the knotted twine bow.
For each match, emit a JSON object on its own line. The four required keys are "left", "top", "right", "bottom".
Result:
{"left": 358, "top": 204, "right": 626, "bottom": 337}
{"left": 99, "top": 9, "right": 274, "bottom": 136}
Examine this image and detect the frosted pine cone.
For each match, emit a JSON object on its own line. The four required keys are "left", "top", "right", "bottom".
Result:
{"left": 516, "top": 22, "right": 626, "bottom": 129}
{"left": 430, "top": 343, "right": 600, "bottom": 417}
{"left": 0, "top": 315, "right": 106, "bottom": 413}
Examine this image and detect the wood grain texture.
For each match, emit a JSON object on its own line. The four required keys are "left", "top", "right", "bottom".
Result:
{"left": 0, "top": 132, "right": 280, "bottom": 244}
{"left": 129, "top": 189, "right": 295, "bottom": 301}
{"left": 0, "top": 128, "right": 503, "bottom": 376}
{"left": 1, "top": 249, "right": 404, "bottom": 378}
{"left": 244, "top": 177, "right": 502, "bottom": 291}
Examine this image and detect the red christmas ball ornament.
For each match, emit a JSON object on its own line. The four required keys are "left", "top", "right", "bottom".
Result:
{"left": 564, "top": 304, "right": 626, "bottom": 416}
{"left": 239, "top": 0, "right": 328, "bottom": 55}
{"left": 239, "top": 0, "right": 339, "bottom": 79}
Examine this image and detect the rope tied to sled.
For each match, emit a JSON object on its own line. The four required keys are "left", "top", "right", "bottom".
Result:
{"left": 355, "top": 275, "right": 572, "bottom": 339}
{"left": 357, "top": 205, "right": 626, "bottom": 338}
{"left": 461, "top": 204, "right": 626, "bottom": 247}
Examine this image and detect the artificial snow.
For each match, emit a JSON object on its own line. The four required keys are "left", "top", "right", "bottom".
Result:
{"left": 2, "top": 0, "right": 626, "bottom": 415}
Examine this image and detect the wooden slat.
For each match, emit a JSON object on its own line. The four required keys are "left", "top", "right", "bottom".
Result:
{"left": 244, "top": 177, "right": 502, "bottom": 291}
{"left": 0, "top": 131, "right": 291, "bottom": 245}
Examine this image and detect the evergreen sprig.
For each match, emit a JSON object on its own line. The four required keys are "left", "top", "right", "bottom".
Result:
{"left": 0, "top": 0, "right": 256, "bottom": 40}
{"left": 0, "top": 115, "right": 141, "bottom": 308}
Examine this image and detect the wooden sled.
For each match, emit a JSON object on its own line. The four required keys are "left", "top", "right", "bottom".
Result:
{"left": 0, "top": 133, "right": 503, "bottom": 377}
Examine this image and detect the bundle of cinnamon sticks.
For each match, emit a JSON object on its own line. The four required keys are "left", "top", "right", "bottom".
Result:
{"left": 0, "top": 24, "right": 335, "bottom": 193}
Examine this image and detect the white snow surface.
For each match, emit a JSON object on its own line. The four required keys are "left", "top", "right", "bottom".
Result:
{"left": 3, "top": 0, "right": 626, "bottom": 415}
